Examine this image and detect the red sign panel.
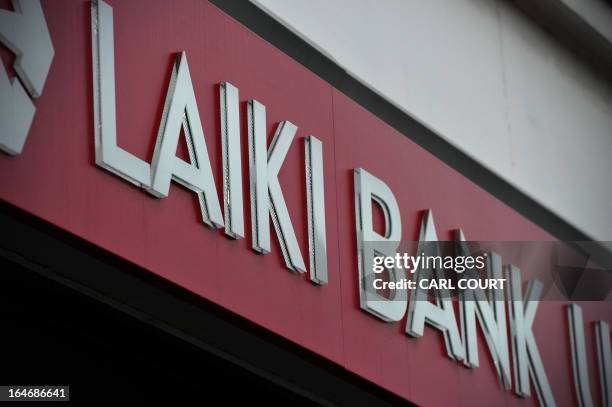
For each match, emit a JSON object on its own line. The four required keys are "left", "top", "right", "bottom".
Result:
{"left": 0, "top": 1, "right": 609, "bottom": 405}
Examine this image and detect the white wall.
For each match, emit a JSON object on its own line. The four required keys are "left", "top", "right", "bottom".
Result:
{"left": 251, "top": 0, "right": 612, "bottom": 241}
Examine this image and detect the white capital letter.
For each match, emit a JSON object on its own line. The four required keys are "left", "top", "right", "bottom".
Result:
{"left": 354, "top": 168, "right": 406, "bottom": 322}
{"left": 406, "top": 210, "right": 464, "bottom": 361}
{"left": 247, "top": 100, "right": 306, "bottom": 273}
{"left": 507, "top": 265, "right": 556, "bottom": 407}
{"left": 457, "top": 230, "right": 511, "bottom": 388}
{"left": 148, "top": 52, "right": 223, "bottom": 229}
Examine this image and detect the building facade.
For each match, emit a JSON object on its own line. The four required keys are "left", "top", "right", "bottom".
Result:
{"left": 0, "top": 0, "right": 610, "bottom": 405}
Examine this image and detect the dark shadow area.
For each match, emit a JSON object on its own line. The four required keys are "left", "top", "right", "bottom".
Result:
{"left": 0, "top": 256, "right": 316, "bottom": 405}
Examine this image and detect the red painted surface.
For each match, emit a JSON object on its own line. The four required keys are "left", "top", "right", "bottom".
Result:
{"left": 0, "top": 1, "right": 609, "bottom": 405}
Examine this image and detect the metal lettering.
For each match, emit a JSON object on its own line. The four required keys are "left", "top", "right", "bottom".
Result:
{"left": 406, "top": 210, "right": 464, "bottom": 361}
{"left": 457, "top": 230, "right": 511, "bottom": 388}
{"left": 568, "top": 305, "right": 612, "bottom": 407}
{"left": 148, "top": 52, "right": 223, "bottom": 229}
{"left": 91, "top": 0, "right": 151, "bottom": 186}
{"left": 354, "top": 168, "right": 406, "bottom": 321}
{"left": 247, "top": 100, "right": 305, "bottom": 273}
{"left": 507, "top": 265, "right": 556, "bottom": 407}
{"left": 596, "top": 321, "right": 612, "bottom": 407}
{"left": 220, "top": 82, "right": 244, "bottom": 238}
{"left": 305, "top": 136, "right": 327, "bottom": 284}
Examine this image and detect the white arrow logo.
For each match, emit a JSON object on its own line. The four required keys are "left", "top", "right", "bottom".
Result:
{"left": 0, "top": 0, "right": 54, "bottom": 155}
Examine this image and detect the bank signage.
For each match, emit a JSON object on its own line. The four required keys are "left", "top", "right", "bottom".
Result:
{"left": 0, "top": 1, "right": 610, "bottom": 406}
